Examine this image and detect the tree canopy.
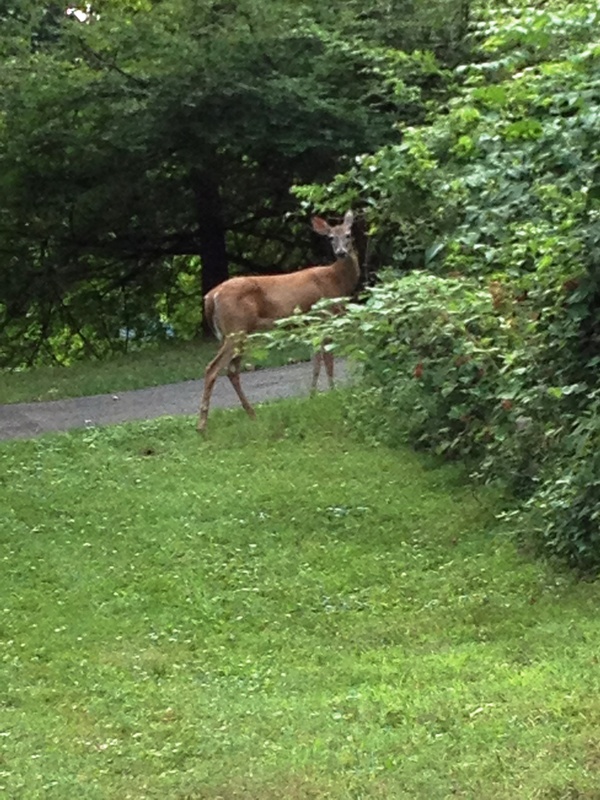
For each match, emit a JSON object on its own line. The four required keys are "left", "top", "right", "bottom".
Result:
{"left": 0, "top": 0, "right": 465, "bottom": 365}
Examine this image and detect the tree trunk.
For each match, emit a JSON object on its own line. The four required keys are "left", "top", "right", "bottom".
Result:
{"left": 190, "top": 169, "right": 229, "bottom": 335}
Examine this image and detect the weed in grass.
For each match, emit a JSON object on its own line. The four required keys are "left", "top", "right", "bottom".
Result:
{"left": 1, "top": 393, "right": 600, "bottom": 799}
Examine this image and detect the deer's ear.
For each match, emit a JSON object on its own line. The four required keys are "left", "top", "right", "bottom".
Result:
{"left": 311, "top": 216, "right": 331, "bottom": 236}
{"left": 343, "top": 210, "right": 354, "bottom": 229}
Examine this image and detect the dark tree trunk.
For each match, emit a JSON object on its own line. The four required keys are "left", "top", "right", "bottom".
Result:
{"left": 190, "top": 169, "right": 229, "bottom": 335}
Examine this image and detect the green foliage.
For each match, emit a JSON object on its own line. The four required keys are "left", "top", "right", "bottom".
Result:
{"left": 521, "top": 394, "right": 600, "bottom": 568}
{"left": 286, "top": 0, "right": 600, "bottom": 568}
{"left": 3, "top": 395, "right": 600, "bottom": 798}
{"left": 320, "top": 0, "right": 473, "bottom": 59}
{"left": 263, "top": 274, "right": 551, "bottom": 488}
{"left": 0, "top": 0, "right": 461, "bottom": 369}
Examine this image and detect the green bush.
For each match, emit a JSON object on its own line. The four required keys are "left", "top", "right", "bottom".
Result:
{"left": 286, "top": 0, "right": 600, "bottom": 568}
{"left": 521, "top": 396, "right": 600, "bottom": 569}
{"left": 265, "top": 266, "right": 598, "bottom": 567}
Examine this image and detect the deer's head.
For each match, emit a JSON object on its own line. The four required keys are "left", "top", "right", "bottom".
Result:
{"left": 312, "top": 210, "right": 354, "bottom": 259}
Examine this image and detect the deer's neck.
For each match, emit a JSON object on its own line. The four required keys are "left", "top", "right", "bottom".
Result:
{"left": 331, "top": 250, "right": 360, "bottom": 296}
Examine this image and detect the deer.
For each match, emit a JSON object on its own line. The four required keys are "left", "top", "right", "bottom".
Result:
{"left": 197, "top": 210, "right": 358, "bottom": 433}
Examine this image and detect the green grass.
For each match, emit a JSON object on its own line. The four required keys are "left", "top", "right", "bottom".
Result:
{"left": 0, "top": 339, "right": 312, "bottom": 405}
{"left": 1, "top": 393, "right": 600, "bottom": 799}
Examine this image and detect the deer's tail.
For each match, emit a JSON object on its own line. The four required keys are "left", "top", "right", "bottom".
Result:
{"left": 204, "top": 290, "right": 223, "bottom": 340}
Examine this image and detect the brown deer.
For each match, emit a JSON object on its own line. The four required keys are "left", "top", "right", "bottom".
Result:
{"left": 197, "top": 210, "right": 358, "bottom": 432}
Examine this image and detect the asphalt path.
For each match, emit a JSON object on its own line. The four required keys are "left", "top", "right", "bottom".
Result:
{"left": 0, "top": 361, "right": 348, "bottom": 441}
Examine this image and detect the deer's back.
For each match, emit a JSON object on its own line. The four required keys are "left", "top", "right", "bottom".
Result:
{"left": 206, "top": 267, "right": 343, "bottom": 336}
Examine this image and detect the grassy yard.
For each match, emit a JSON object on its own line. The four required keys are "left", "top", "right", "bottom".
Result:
{"left": 0, "top": 340, "right": 311, "bottom": 405}
{"left": 1, "top": 393, "right": 599, "bottom": 799}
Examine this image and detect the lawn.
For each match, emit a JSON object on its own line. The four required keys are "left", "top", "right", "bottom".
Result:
{"left": 1, "top": 393, "right": 599, "bottom": 799}
{"left": 0, "top": 339, "right": 312, "bottom": 405}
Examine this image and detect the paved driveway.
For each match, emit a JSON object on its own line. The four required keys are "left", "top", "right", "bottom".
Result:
{"left": 0, "top": 361, "right": 348, "bottom": 441}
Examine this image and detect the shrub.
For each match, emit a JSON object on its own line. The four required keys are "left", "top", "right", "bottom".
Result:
{"left": 286, "top": 0, "right": 600, "bottom": 568}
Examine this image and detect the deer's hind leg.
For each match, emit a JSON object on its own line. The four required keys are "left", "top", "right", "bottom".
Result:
{"left": 198, "top": 336, "right": 238, "bottom": 433}
{"left": 227, "top": 352, "right": 256, "bottom": 419}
